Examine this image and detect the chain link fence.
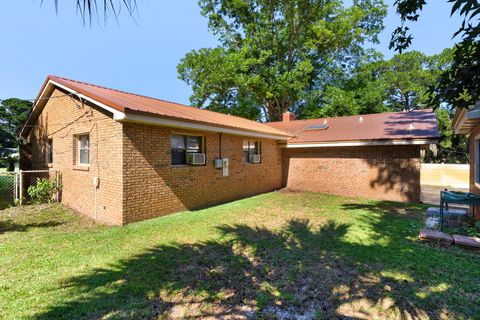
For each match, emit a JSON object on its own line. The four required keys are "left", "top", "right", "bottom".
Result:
{"left": 0, "top": 172, "right": 18, "bottom": 210}
{"left": 0, "top": 170, "right": 60, "bottom": 209}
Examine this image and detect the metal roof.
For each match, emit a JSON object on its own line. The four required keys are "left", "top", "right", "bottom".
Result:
{"left": 22, "top": 75, "right": 439, "bottom": 145}
{"left": 267, "top": 110, "right": 439, "bottom": 144}
{"left": 23, "top": 75, "right": 292, "bottom": 139}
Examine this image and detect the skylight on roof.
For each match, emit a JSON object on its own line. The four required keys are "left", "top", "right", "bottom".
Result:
{"left": 304, "top": 124, "right": 329, "bottom": 130}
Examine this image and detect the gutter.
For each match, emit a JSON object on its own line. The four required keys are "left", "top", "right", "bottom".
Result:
{"left": 284, "top": 139, "right": 438, "bottom": 148}
{"left": 115, "top": 112, "right": 292, "bottom": 141}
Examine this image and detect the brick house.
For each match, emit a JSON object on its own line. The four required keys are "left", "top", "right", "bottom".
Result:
{"left": 20, "top": 76, "right": 439, "bottom": 225}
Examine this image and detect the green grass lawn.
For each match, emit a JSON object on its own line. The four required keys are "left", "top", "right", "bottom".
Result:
{"left": 0, "top": 191, "right": 479, "bottom": 319}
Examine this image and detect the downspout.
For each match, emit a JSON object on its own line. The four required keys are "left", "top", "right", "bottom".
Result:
{"left": 219, "top": 133, "right": 223, "bottom": 159}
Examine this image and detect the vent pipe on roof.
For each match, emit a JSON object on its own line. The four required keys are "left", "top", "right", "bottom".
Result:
{"left": 359, "top": 116, "right": 363, "bottom": 122}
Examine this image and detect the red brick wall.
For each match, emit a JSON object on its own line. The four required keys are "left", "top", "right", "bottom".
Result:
{"left": 122, "top": 123, "right": 283, "bottom": 223}
{"left": 282, "top": 145, "right": 421, "bottom": 202}
{"left": 25, "top": 89, "right": 124, "bottom": 225}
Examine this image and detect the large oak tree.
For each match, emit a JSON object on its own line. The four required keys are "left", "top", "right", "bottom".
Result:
{"left": 177, "top": 0, "right": 387, "bottom": 121}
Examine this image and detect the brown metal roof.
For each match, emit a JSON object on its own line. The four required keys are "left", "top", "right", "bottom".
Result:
{"left": 266, "top": 110, "right": 439, "bottom": 144}
{"left": 23, "top": 76, "right": 439, "bottom": 144}
{"left": 35, "top": 75, "right": 291, "bottom": 138}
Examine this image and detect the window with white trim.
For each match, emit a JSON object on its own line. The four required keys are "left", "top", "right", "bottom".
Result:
{"left": 77, "top": 134, "right": 90, "bottom": 165}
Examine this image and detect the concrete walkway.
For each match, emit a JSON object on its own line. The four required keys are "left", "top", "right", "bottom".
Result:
{"left": 420, "top": 185, "right": 469, "bottom": 206}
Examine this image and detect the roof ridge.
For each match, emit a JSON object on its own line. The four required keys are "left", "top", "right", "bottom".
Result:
{"left": 48, "top": 75, "right": 273, "bottom": 127}
{"left": 269, "top": 109, "right": 434, "bottom": 124}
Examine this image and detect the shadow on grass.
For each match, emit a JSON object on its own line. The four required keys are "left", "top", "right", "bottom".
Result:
{"left": 32, "top": 203, "right": 479, "bottom": 319}
{"left": 0, "top": 220, "right": 63, "bottom": 234}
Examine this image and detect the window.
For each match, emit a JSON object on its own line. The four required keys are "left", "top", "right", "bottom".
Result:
{"left": 77, "top": 134, "right": 90, "bottom": 165}
{"left": 171, "top": 134, "right": 203, "bottom": 165}
{"left": 243, "top": 141, "right": 261, "bottom": 163}
{"left": 46, "top": 138, "right": 53, "bottom": 164}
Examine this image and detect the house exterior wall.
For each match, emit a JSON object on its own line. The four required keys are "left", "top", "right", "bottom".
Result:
{"left": 122, "top": 123, "right": 283, "bottom": 224}
{"left": 469, "top": 125, "right": 480, "bottom": 194}
{"left": 468, "top": 126, "right": 480, "bottom": 219}
{"left": 282, "top": 145, "right": 421, "bottom": 202}
{"left": 25, "top": 89, "right": 124, "bottom": 225}
{"left": 22, "top": 89, "right": 425, "bottom": 225}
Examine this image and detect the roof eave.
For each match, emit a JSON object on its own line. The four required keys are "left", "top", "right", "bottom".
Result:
{"left": 117, "top": 111, "right": 292, "bottom": 141}
{"left": 284, "top": 138, "right": 438, "bottom": 148}
{"left": 452, "top": 107, "right": 480, "bottom": 135}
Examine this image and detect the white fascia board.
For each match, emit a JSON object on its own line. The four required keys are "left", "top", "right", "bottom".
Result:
{"left": 453, "top": 108, "right": 480, "bottom": 134}
{"left": 453, "top": 109, "right": 467, "bottom": 134}
{"left": 48, "top": 80, "right": 125, "bottom": 119}
{"left": 20, "top": 79, "right": 125, "bottom": 138}
{"left": 285, "top": 139, "right": 438, "bottom": 148}
{"left": 115, "top": 112, "right": 291, "bottom": 141}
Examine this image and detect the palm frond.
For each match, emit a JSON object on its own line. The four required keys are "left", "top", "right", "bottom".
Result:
{"left": 41, "top": 0, "right": 138, "bottom": 25}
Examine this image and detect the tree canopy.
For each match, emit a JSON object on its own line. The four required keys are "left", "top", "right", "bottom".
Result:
{"left": 299, "top": 49, "right": 453, "bottom": 118}
{"left": 0, "top": 98, "right": 32, "bottom": 148}
{"left": 423, "top": 107, "right": 469, "bottom": 163}
{"left": 296, "top": 48, "right": 468, "bottom": 163}
{"left": 178, "top": 0, "right": 387, "bottom": 121}
{"left": 390, "top": 0, "right": 480, "bottom": 108}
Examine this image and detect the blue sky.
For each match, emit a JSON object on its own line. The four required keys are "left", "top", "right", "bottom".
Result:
{"left": 0, "top": 1, "right": 463, "bottom": 105}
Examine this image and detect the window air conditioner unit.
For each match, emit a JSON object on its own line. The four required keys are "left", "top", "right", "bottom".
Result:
{"left": 187, "top": 153, "right": 206, "bottom": 165}
{"left": 249, "top": 154, "right": 261, "bottom": 163}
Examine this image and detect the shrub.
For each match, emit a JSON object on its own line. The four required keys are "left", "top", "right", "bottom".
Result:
{"left": 27, "top": 179, "right": 57, "bottom": 204}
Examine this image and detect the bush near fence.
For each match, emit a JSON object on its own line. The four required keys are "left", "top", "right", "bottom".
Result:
{"left": 21, "top": 171, "right": 60, "bottom": 205}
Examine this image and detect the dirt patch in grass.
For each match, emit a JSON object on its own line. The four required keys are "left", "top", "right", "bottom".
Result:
{"left": 0, "top": 204, "right": 98, "bottom": 238}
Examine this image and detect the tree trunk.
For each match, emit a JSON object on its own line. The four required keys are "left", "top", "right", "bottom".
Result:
{"left": 266, "top": 97, "right": 292, "bottom": 122}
